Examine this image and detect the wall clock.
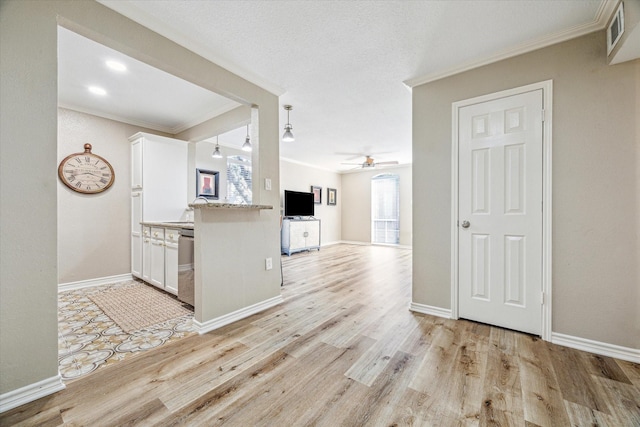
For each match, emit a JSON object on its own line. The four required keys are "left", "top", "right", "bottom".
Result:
{"left": 58, "top": 143, "right": 115, "bottom": 194}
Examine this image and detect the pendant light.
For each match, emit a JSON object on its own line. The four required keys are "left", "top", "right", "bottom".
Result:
{"left": 282, "top": 105, "right": 294, "bottom": 142}
{"left": 242, "top": 124, "right": 252, "bottom": 152}
{"left": 212, "top": 136, "right": 222, "bottom": 158}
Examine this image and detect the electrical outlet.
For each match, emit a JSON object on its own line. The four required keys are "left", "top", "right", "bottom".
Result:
{"left": 265, "top": 257, "right": 273, "bottom": 270}
{"left": 265, "top": 178, "right": 272, "bottom": 190}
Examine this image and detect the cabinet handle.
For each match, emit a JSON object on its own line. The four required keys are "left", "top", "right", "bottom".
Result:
{"left": 144, "top": 239, "right": 149, "bottom": 243}
{"left": 169, "top": 233, "right": 174, "bottom": 239}
{"left": 153, "top": 232, "right": 159, "bottom": 237}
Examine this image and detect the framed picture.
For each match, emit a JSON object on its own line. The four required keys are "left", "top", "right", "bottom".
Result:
{"left": 327, "top": 188, "right": 337, "bottom": 206}
{"left": 311, "top": 185, "right": 322, "bottom": 204}
{"left": 196, "top": 168, "right": 219, "bottom": 199}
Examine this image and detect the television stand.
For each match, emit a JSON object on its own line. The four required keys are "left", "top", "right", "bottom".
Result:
{"left": 281, "top": 218, "right": 321, "bottom": 256}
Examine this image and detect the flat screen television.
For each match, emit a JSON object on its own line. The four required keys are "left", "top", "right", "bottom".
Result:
{"left": 284, "top": 190, "right": 314, "bottom": 217}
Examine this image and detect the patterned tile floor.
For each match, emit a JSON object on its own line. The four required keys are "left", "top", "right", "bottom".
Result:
{"left": 58, "top": 280, "right": 195, "bottom": 382}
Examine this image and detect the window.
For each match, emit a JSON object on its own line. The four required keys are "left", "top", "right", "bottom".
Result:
{"left": 371, "top": 174, "right": 400, "bottom": 244}
{"left": 226, "top": 155, "right": 252, "bottom": 204}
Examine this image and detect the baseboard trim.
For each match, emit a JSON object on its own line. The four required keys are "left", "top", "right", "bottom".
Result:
{"left": 409, "top": 302, "right": 452, "bottom": 319}
{"left": 58, "top": 273, "right": 134, "bottom": 292}
{"left": 339, "top": 240, "right": 412, "bottom": 249}
{"left": 0, "top": 374, "right": 65, "bottom": 413}
{"left": 194, "top": 295, "right": 284, "bottom": 335}
{"left": 178, "top": 263, "right": 193, "bottom": 272}
{"left": 551, "top": 332, "right": 640, "bottom": 363}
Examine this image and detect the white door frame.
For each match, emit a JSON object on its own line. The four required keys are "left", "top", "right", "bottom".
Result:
{"left": 450, "top": 80, "right": 553, "bottom": 341}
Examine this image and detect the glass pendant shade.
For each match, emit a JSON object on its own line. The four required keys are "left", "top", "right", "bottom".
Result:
{"left": 212, "top": 136, "right": 222, "bottom": 158}
{"left": 242, "top": 125, "right": 252, "bottom": 151}
{"left": 212, "top": 144, "right": 222, "bottom": 158}
{"left": 282, "top": 105, "right": 295, "bottom": 142}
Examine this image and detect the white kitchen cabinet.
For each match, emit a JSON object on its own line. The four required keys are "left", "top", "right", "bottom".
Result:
{"left": 142, "top": 226, "right": 151, "bottom": 283}
{"left": 131, "top": 192, "right": 143, "bottom": 278}
{"left": 149, "top": 227, "right": 165, "bottom": 288}
{"left": 130, "top": 132, "right": 188, "bottom": 279}
{"left": 281, "top": 218, "right": 321, "bottom": 256}
{"left": 164, "top": 230, "right": 180, "bottom": 295}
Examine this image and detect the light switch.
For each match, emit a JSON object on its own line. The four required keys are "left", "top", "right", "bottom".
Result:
{"left": 265, "top": 178, "right": 272, "bottom": 190}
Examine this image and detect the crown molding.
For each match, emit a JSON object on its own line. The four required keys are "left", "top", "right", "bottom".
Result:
{"left": 404, "top": 0, "right": 619, "bottom": 88}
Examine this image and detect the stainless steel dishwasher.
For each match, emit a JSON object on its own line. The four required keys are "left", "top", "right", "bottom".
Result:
{"left": 178, "top": 228, "right": 194, "bottom": 306}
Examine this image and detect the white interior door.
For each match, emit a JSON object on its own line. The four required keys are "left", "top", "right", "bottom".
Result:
{"left": 458, "top": 89, "right": 543, "bottom": 335}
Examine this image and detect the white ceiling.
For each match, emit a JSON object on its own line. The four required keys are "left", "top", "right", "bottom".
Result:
{"left": 59, "top": 0, "right": 616, "bottom": 171}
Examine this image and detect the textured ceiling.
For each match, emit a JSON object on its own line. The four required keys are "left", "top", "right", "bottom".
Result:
{"left": 88, "top": 0, "right": 611, "bottom": 171}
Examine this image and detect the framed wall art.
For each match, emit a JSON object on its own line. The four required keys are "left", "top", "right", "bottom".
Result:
{"left": 196, "top": 168, "right": 219, "bottom": 199}
{"left": 327, "top": 188, "right": 337, "bottom": 206}
{"left": 311, "top": 185, "right": 322, "bottom": 204}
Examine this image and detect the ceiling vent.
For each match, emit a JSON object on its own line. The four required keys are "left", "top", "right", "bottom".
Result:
{"left": 607, "top": 2, "right": 625, "bottom": 56}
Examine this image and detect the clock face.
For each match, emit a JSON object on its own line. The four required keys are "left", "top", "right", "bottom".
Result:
{"left": 58, "top": 148, "right": 115, "bottom": 194}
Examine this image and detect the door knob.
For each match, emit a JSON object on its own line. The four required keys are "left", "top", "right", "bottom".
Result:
{"left": 461, "top": 220, "right": 470, "bottom": 229}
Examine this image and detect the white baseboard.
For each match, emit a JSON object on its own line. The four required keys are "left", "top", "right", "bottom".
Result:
{"left": 339, "top": 240, "right": 412, "bottom": 249}
{"left": 551, "top": 332, "right": 640, "bottom": 363}
{"left": 0, "top": 374, "right": 65, "bottom": 413}
{"left": 58, "top": 273, "right": 134, "bottom": 292}
{"left": 178, "top": 263, "right": 193, "bottom": 272}
{"left": 409, "top": 302, "right": 452, "bottom": 319}
{"left": 194, "top": 295, "right": 284, "bottom": 335}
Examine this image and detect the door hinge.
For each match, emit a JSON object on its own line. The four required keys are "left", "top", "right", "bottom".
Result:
{"left": 541, "top": 109, "right": 546, "bottom": 122}
{"left": 541, "top": 291, "right": 545, "bottom": 305}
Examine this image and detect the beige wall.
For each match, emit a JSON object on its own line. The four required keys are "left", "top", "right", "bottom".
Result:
{"left": 412, "top": 31, "right": 639, "bottom": 349}
{"left": 58, "top": 108, "right": 171, "bottom": 284}
{"left": 280, "top": 160, "right": 342, "bottom": 245}
{"left": 341, "top": 165, "right": 412, "bottom": 246}
{"left": 1, "top": 0, "right": 280, "bottom": 397}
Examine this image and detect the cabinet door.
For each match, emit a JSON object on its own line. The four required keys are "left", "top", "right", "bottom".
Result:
{"left": 150, "top": 239, "right": 165, "bottom": 288}
{"left": 305, "top": 221, "right": 320, "bottom": 247}
{"left": 142, "top": 227, "right": 151, "bottom": 282}
{"left": 164, "top": 230, "right": 179, "bottom": 295}
{"left": 131, "top": 192, "right": 143, "bottom": 278}
{"left": 149, "top": 228, "right": 165, "bottom": 288}
{"left": 131, "top": 138, "right": 143, "bottom": 190}
{"left": 289, "top": 221, "right": 307, "bottom": 250}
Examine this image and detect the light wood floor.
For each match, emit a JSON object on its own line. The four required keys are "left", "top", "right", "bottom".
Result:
{"left": 2, "top": 244, "right": 639, "bottom": 426}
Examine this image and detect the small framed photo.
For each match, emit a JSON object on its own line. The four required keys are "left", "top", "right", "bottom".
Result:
{"left": 327, "top": 188, "right": 337, "bottom": 206}
{"left": 196, "top": 168, "right": 219, "bottom": 199}
{"left": 311, "top": 185, "right": 322, "bottom": 204}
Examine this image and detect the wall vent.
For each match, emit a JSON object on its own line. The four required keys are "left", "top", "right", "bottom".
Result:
{"left": 607, "top": 2, "right": 625, "bottom": 56}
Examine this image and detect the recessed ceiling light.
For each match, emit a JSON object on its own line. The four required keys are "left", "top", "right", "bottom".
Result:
{"left": 88, "top": 86, "right": 107, "bottom": 96}
{"left": 105, "top": 60, "right": 127, "bottom": 72}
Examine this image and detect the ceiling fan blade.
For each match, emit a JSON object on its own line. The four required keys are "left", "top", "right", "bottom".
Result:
{"left": 376, "top": 161, "right": 399, "bottom": 165}
{"left": 341, "top": 162, "right": 363, "bottom": 165}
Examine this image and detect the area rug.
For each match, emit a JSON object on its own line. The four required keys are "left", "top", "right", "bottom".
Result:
{"left": 90, "top": 284, "right": 192, "bottom": 334}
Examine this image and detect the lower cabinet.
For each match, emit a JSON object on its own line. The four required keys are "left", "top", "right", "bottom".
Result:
{"left": 141, "top": 226, "right": 179, "bottom": 296}
{"left": 149, "top": 227, "right": 165, "bottom": 289}
{"left": 281, "top": 218, "right": 321, "bottom": 256}
{"left": 164, "top": 230, "right": 179, "bottom": 295}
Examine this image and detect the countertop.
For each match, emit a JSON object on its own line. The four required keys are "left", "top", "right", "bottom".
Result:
{"left": 188, "top": 203, "right": 273, "bottom": 210}
{"left": 140, "top": 221, "right": 194, "bottom": 230}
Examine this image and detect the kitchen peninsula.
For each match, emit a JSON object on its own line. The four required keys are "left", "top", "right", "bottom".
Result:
{"left": 189, "top": 202, "right": 282, "bottom": 334}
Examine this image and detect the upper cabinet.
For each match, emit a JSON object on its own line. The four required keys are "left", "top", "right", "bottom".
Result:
{"left": 129, "top": 132, "right": 189, "bottom": 221}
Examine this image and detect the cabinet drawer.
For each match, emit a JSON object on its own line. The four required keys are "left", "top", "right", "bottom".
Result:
{"left": 151, "top": 227, "right": 165, "bottom": 240}
{"left": 164, "top": 229, "right": 180, "bottom": 244}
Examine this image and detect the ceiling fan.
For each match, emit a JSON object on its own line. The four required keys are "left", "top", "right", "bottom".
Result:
{"left": 341, "top": 155, "right": 399, "bottom": 169}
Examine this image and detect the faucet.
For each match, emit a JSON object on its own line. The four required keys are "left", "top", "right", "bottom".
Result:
{"left": 192, "top": 196, "right": 211, "bottom": 204}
